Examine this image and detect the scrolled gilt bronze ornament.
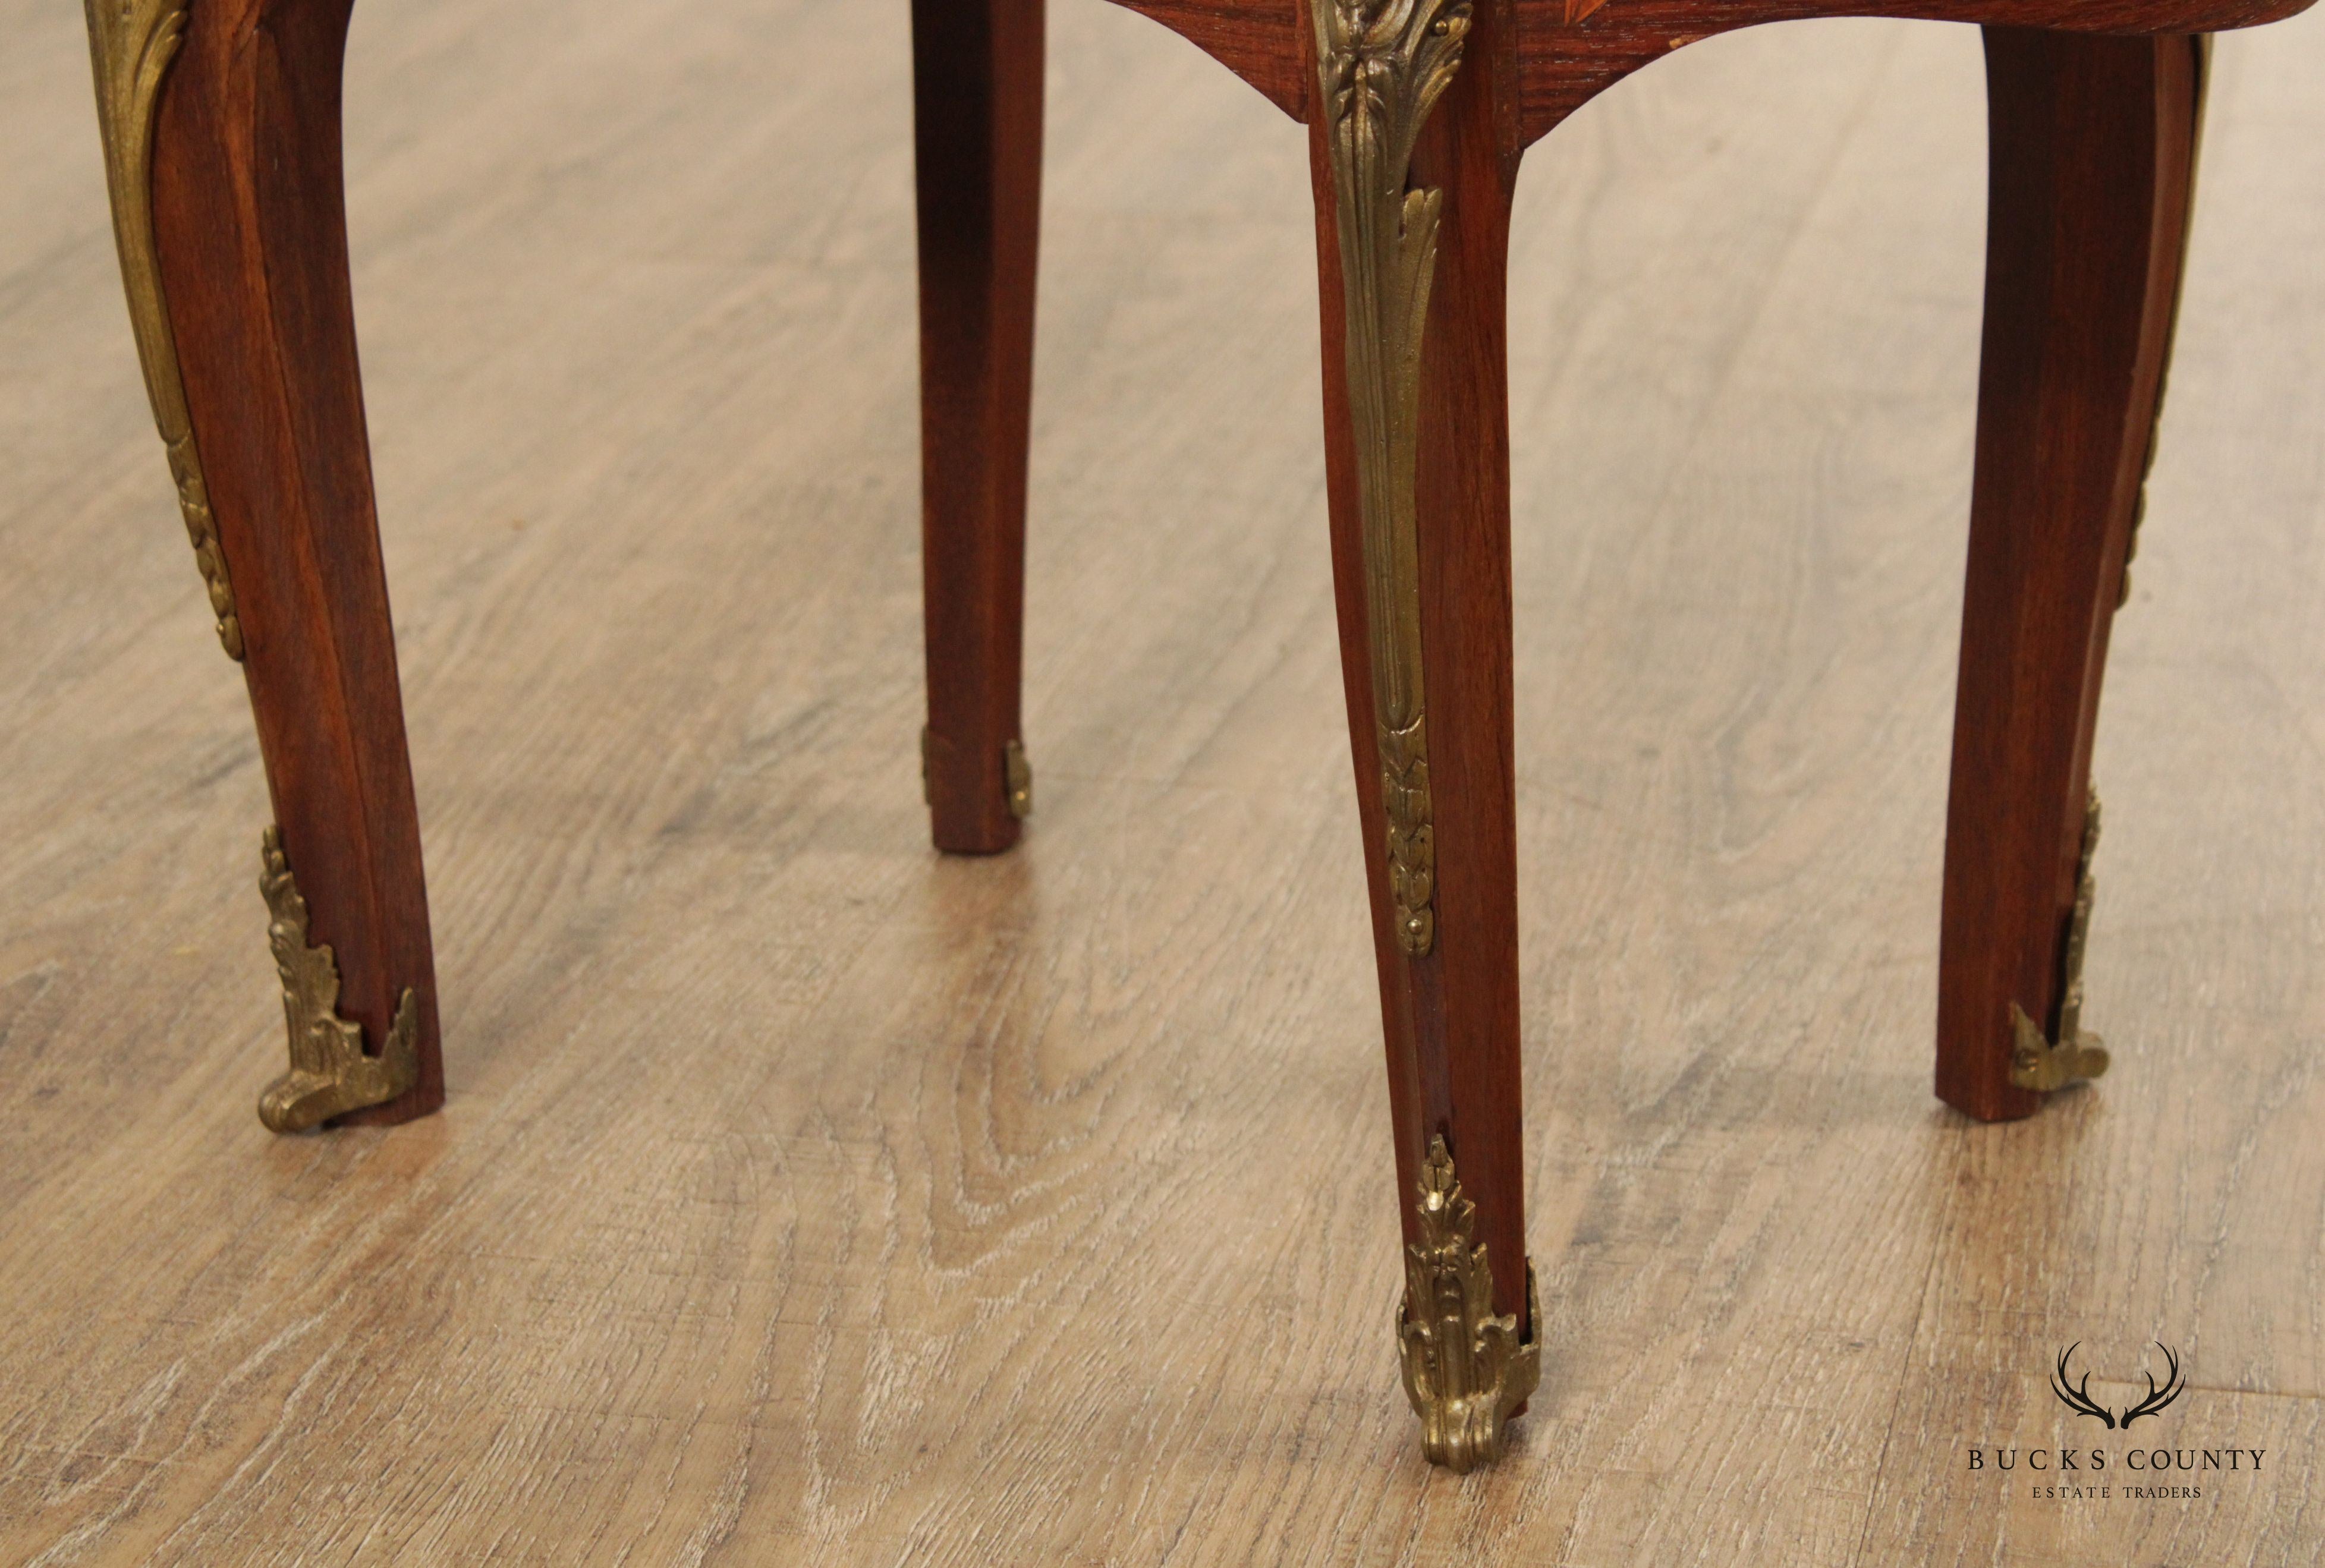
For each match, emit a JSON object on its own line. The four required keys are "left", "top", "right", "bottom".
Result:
{"left": 1314, "top": 0, "right": 1471, "bottom": 957}
{"left": 256, "top": 827, "right": 419, "bottom": 1132}
{"left": 84, "top": 0, "right": 244, "bottom": 660}
{"left": 1398, "top": 1136, "right": 1540, "bottom": 1472}
{"left": 2009, "top": 790, "right": 2111, "bottom": 1092}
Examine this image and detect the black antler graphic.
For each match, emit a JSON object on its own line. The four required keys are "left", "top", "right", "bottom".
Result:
{"left": 2118, "top": 1343, "right": 2184, "bottom": 1428}
{"left": 2050, "top": 1343, "right": 2116, "bottom": 1429}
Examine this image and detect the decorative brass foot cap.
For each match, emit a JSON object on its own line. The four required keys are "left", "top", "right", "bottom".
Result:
{"left": 919, "top": 731, "right": 1033, "bottom": 822}
{"left": 2008, "top": 789, "right": 2110, "bottom": 1095}
{"left": 1004, "top": 738, "right": 1033, "bottom": 821}
{"left": 2009, "top": 1005, "right": 2109, "bottom": 1094}
{"left": 1397, "top": 1137, "right": 1541, "bottom": 1472}
{"left": 254, "top": 827, "right": 420, "bottom": 1133}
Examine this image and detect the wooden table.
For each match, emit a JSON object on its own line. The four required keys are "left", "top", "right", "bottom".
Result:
{"left": 77, "top": 0, "right": 2318, "bottom": 1471}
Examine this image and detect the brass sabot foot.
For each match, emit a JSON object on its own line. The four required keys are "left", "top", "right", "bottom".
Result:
{"left": 1004, "top": 738, "right": 1033, "bottom": 821}
{"left": 1397, "top": 1137, "right": 1540, "bottom": 1472}
{"left": 254, "top": 827, "right": 419, "bottom": 1132}
{"left": 2009, "top": 1005, "right": 2110, "bottom": 1094}
{"left": 2008, "top": 790, "right": 2111, "bottom": 1095}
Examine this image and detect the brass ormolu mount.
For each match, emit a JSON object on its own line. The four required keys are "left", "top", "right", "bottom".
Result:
{"left": 84, "top": 0, "right": 244, "bottom": 660}
{"left": 256, "top": 827, "right": 419, "bottom": 1132}
{"left": 1004, "top": 738, "right": 1033, "bottom": 821}
{"left": 918, "top": 730, "right": 1034, "bottom": 823}
{"left": 2009, "top": 791, "right": 2111, "bottom": 1093}
{"left": 1398, "top": 1137, "right": 1540, "bottom": 1472}
{"left": 1314, "top": 0, "right": 1473, "bottom": 958}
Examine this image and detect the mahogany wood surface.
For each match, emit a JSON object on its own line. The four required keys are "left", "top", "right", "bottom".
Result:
{"left": 150, "top": 0, "right": 441, "bottom": 1125}
{"left": 913, "top": 0, "right": 1044, "bottom": 855}
{"left": 1506, "top": 0, "right": 2308, "bottom": 141}
{"left": 1106, "top": 0, "right": 2314, "bottom": 139}
{"left": 1935, "top": 29, "right": 2203, "bottom": 1119}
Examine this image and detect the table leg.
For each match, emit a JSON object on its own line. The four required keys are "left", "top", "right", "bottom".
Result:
{"left": 1936, "top": 29, "right": 2206, "bottom": 1122}
{"left": 1310, "top": 0, "right": 1537, "bottom": 1471}
{"left": 912, "top": 0, "right": 1044, "bottom": 855}
{"left": 87, "top": 0, "right": 442, "bottom": 1131}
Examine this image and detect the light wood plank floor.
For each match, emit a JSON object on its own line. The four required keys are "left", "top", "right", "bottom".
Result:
{"left": 4, "top": 3, "right": 2323, "bottom": 1562}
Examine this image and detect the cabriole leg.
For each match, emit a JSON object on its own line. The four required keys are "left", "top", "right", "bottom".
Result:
{"left": 1935, "top": 29, "right": 2206, "bottom": 1122}
{"left": 1310, "top": 0, "right": 1536, "bottom": 1471}
{"left": 87, "top": 0, "right": 443, "bottom": 1131}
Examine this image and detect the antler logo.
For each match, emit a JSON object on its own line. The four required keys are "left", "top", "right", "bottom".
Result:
{"left": 2050, "top": 1342, "right": 2185, "bottom": 1430}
